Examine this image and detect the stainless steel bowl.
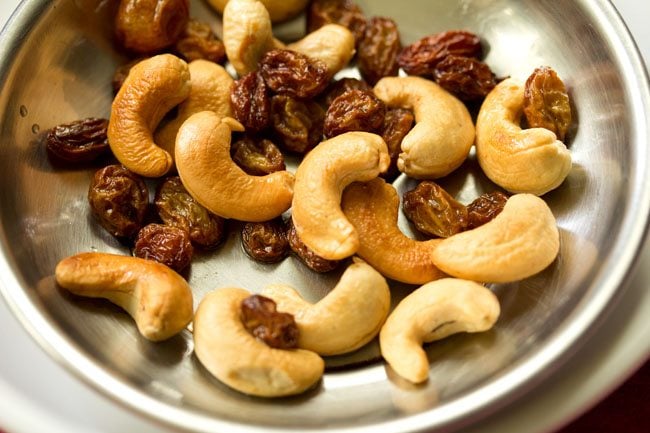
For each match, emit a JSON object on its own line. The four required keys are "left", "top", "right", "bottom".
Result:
{"left": 1, "top": 0, "right": 649, "bottom": 432}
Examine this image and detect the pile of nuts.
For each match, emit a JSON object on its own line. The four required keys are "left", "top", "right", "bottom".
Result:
{"left": 51, "top": 0, "right": 573, "bottom": 397}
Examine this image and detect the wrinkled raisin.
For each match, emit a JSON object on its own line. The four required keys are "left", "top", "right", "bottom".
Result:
{"left": 287, "top": 219, "right": 340, "bottom": 273}
{"left": 271, "top": 94, "right": 324, "bottom": 154}
{"left": 230, "top": 71, "right": 270, "bottom": 132}
{"left": 240, "top": 294, "right": 299, "bottom": 349}
{"left": 46, "top": 118, "right": 110, "bottom": 163}
{"left": 380, "top": 108, "right": 414, "bottom": 180}
{"left": 172, "top": 19, "right": 226, "bottom": 63}
{"left": 155, "top": 176, "right": 225, "bottom": 249}
{"left": 324, "top": 89, "right": 386, "bottom": 138}
{"left": 307, "top": 0, "right": 367, "bottom": 44}
{"left": 357, "top": 17, "right": 401, "bottom": 85}
{"left": 88, "top": 165, "right": 149, "bottom": 239}
{"left": 403, "top": 181, "right": 468, "bottom": 238}
{"left": 433, "top": 55, "right": 496, "bottom": 101}
{"left": 134, "top": 223, "right": 193, "bottom": 272}
{"left": 241, "top": 218, "right": 289, "bottom": 263}
{"left": 323, "top": 77, "right": 372, "bottom": 106}
{"left": 231, "top": 136, "right": 286, "bottom": 175}
{"left": 259, "top": 49, "right": 330, "bottom": 99}
{"left": 467, "top": 191, "right": 508, "bottom": 230}
{"left": 523, "top": 66, "right": 572, "bottom": 142}
{"left": 398, "top": 30, "right": 482, "bottom": 76}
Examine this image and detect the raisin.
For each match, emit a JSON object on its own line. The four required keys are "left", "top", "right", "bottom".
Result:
{"left": 240, "top": 294, "right": 299, "bottom": 349}
{"left": 241, "top": 218, "right": 289, "bottom": 264}
{"left": 271, "top": 94, "right": 324, "bottom": 154}
{"left": 380, "top": 108, "right": 414, "bottom": 180}
{"left": 112, "top": 58, "right": 143, "bottom": 94}
{"left": 259, "top": 49, "right": 330, "bottom": 99}
{"left": 172, "top": 19, "right": 226, "bottom": 63}
{"left": 397, "top": 30, "right": 482, "bottom": 77}
{"left": 231, "top": 136, "right": 286, "bottom": 175}
{"left": 324, "top": 89, "right": 386, "bottom": 138}
{"left": 357, "top": 17, "right": 401, "bottom": 85}
{"left": 307, "top": 0, "right": 367, "bottom": 45}
{"left": 88, "top": 165, "right": 149, "bottom": 239}
{"left": 230, "top": 71, "right": 270, "bottom": 132}
{"left": 46, "top": 117, "right": 110, "bottom": 163}
{"left": 523, "top": 66, "right": 572, "bottom": 142}
{"left": 154, "top": 176, "right": 226, "bottom": 249}
{"left": 402, "top": 181, "right": 468, "bottom": 238}
{"left": 433, "top": 55, "right": 496, "bottom": 102}
{"left": 467, "top": 191, "right": 508, "bottom": 230}
{"left": 287, "top": 219, "right": 340, "bottom": 273}
{"left": 323, "top": 77, "right": 372, "bottom": 106}
{"left": 134, "top": 223, "right": 193, "bottom": 272}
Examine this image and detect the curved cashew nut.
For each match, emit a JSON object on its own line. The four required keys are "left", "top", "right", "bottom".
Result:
{"left": 262, "top": 259, "right": 391, "bottom": 356}
{"left": 287, "top": 24, "right": 356, "bottom": 76}
{"left": 175, "top": 111, "right": 294, "bottom": 222}
{"left": 341, "top": 178, "right": 445, "bottom": 284}
{"left": 373, "top": 76, "right": 475, "bottom": 179}
{"left": 380, "top": 278, "right": 500, "bottom": 383}
{"left": 193, "top": 287, "right": 324, "bottom": 397}
{"left": 292, "top": 132, "right": 390, "bottom": 260}
{"left": 475, "top": 78, "right": 572, "bottom": 196}
{"left": 431, "top": 194, "right": 560, "bottom": 283}
{"left": 208, "top": 0, "right": 308, "bottom": 23}
{"left": 108, "top": 54, "right": 190, "bottom": 177}
{"left": 155, "top": 60, "right": 234, "bottom": 158}
{"left": 54, "top": 252, "right": 193, "bottom": 341}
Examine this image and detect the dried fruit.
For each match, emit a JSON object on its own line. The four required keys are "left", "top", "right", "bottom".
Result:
{"left": 357, "top": 17, "right": 401, "bottom": 85}
{"left": 523, "top": 66, "right": 572, "bottom": 142}
{"left": 403, "top": 181, "right": 468, "bottom": 238}
{"left": 397, "top": 30, "right": 482, "bottom": 77}
{"left": 307, "top": 0, "right": 367, "bottom": 44}
{"left": 466, "top": 191, "right": 508, "bottom": 230}
{"left": 88, "top": 165, "right": 149, "bottom": 239}
{"left": 241, "top": 218, "right": 289, "bottom": 263}
{"left": 323, "top": 77, "right": 372, "bottom": 106}
{"left": 172, "top": 19, "right": 226, "bottom": 63}
{"left": 271, "top": 94, "right": 325, "bottom": 154}
{"left": 240, "top": 294, "right": 299, "bottom": 349}
{"left": 230, "top": 71, "right": 270, "bottom": 132}
{"left": 433, "top": 55, "right": 497, "bottom": 101}
{"left": 324, "top": 89, "right": 386, "bottom": 138}
{"left": 231, "top": 136, "right": 286, "bottom": 175}
{"left": 46, "top": 117, "right": 110, "bottom": 163}
{"left": 155, "top": 176, "right": 226, "bottom": 249}
{"left": 134, "top": 223, "right": 193, "bottom": 272}
{"left": 287, "top": 219, "right": 340, "bottom": 273}
{"left": 259, "top": 49, "right": 330, "bottom": 99}
{"left": 380, "top": 108, "right": 414, "bottom": 180}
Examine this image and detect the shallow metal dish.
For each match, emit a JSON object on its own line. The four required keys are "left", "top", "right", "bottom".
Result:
{"left": 1, "top": 0, "right": 649, "bottom": 432}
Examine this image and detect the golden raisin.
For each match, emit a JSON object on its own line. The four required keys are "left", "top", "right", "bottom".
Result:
{"left": 523, "top": 66, "right": 572, "bottom": 142}
{"left": 240, "top": 294, "right": 299, "bottom": 349}
{"left": 402, "top": 181, "right": 468, "bottom": 238}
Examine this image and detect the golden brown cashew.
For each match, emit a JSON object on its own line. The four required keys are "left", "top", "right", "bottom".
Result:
{"left": 207, "top": 0, "right": 308, "bottom": 23}
{"left": 475, "top": 78, "right": 572, "bottom": 195}
{"left": 262, "top": 259, "right": 391, "bottom": 355}
{"left": 380, "top": 278, "right": 500, "bottom": 383}
{"left": 431, "top": 194, "right": 560, "bottom": 283}
{"left": 193, "top": 287, "right": 324, "bottom": 397}
{"left": 175, "top": 111, "right": 294, "bottom": 222}
{"left": 288, "top": 24, "right": 356, "bottom": 76}
{"left": 108, "top": 54, "right": 190, "bottom": 178}
{"left": 155, "top": 60, "right": 234, "bottom": 158}
{"left": 54, "top": 252, "right": 193, "bottom": 342}
{"left": 373, "top": 76, "right": 475, "bottom": 179}
{"left": 341, "top": 178, "right": 445, "bottom": 284}
{"left": 292, "top": 132, "right": 390, "bottom": 260}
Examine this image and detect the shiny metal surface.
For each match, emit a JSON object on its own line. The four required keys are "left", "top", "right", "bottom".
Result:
{"left": 1, "top": 0, "right": 649, "bottom": 432}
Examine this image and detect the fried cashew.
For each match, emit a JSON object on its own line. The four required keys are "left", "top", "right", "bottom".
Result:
{"left": 262, "top": 259, "right": 391, "bottom": 356}
{"left": 207, "top": 0, "right": 308, "bottom": 23}
{"left": 155, "top": 60, "right": 234, "bottom": 158}
{"left": 341, "top": 178, "right": 445, "bottom": 284}
{"left": 292, "top": 132, "right": 390, "bottom": 261}
{"left": 431, "top": 194, "right": 560, "bottom": 283}
{"left": 54, "top": 252, "right": 193, "bottom": 342}
{"left": 175, "top": 111, "right": 294, "bottom": 222}
{"left": 380, "top": 278, "right": 500, "bottom": 384}
{"left": 475, "top": 78, "right": 572, "bottom": 195}
{"left": 108, "top": 54, "right": 190, "bottom": 177}
{"left": 193, "top": 287, "right": 324, "bottom": 397}
{"left": 287, "top": 24, "right": 356, "bottom": 77}
{"left": 373, "top": 76, "right": 475, "bottom": 179}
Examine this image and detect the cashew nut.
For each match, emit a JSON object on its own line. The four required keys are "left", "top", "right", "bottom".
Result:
{"left": 262, "top": 259, "right": 391, "bottom": 356}
{"left": 341, "top": 178, "right": 445, "bottom": 284}
{"left": 292, "top": 132, "right": 390, "bottom": 260}
{"left": 287, "top": 24, "right": 356, "bottom": 76}
{"left": 373, "top": 76, "right": 475, "bottom": 179}
{"left": 154, "top": 60, "right": 234, "bottom": 158}
{"left": 193, "top": 287, "right": 324, "bottom": 397}
{"left": 380, "top": 278, "right": 500, "bottom": 384}
{"left": 108, "top": 54, "right": 190, "bottom": 178}
{"left": 175, "top": 111, "right": 294, "bottom": 222}
{"left": 208, "top": 0, "right": 308, "bottom": 23}
{"left": 430, "top": 194, "right": 560, "bottom": 283}
{"left": 54, "top": 252, "right": 193, "bottom": 342}
{"left": 475, "top": 78, "right": 572, "bottom": 195}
